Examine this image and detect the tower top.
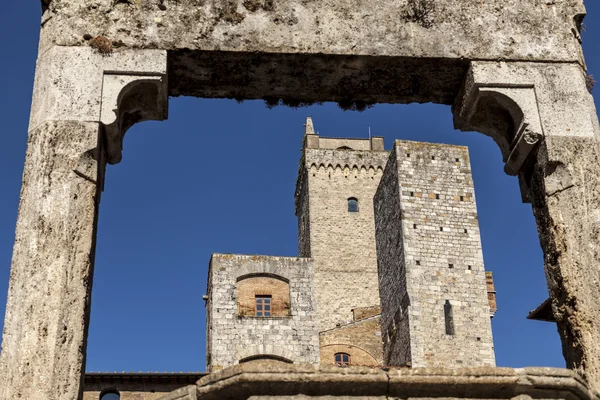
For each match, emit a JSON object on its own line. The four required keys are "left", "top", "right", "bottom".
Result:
{"left": 304, "top": 116, "right": 315, "bottom": 136}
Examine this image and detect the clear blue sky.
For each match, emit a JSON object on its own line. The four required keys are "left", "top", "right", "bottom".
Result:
{"left": 0, "top": 2, "right": 599, "bottom": 374}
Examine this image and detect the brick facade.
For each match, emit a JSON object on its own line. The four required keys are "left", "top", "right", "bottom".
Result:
{"left": 375, "top": 140, "right": 495, "bottom": 368}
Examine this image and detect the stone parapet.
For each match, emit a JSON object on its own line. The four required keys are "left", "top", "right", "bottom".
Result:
{"left": 157, "top": 364, "right": 600, "bottom": 400}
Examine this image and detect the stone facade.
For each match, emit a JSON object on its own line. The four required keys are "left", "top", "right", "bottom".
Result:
{"left": 205, "top": 254, "right": 319, "bottom": 371}
{"left": 160, "top": 363, "right": 600, "bottom": 400}
{"left": 295, "top": 127, "right": 389, "bottom": 332}
{"left": 6, "top": 0, "right": 600, "bottom": 395}
{"left": 375, "top": 140, "right": 495, "bottom": 368}
{"left": 83, "top": 373, "right": 203, "bottom": 400}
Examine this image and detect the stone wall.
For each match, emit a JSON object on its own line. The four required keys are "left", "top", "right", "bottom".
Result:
{"left": 205, "top": 254, "right": 319, "bottom": 371}
{"left": 295, "top": 136, "right": 389, "bottom": 332}
{"left": 319, "top": 315, "right": 383, "bottom": 367}
{"left": 83, "top": 373, "right": 203, "bottom": 400}
{"left": 183, "top": 363, "right": 600, "bottom": 400}
{"left": 375, "top": 141, "right": 495, "bottom": 368}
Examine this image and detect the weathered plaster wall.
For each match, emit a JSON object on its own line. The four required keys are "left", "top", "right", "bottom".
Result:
{"left": 206, "top": 254, "right": 319, "bottom": 371}
{"left": 376, "top": 141, "right": 495, "bottom": 368}
{"left": 295, "top": 138, "right": 389, "bottom": 332}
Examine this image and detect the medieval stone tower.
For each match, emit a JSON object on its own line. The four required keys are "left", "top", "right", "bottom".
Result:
{"left": 375, "top": 140, "right": 495, "bottom": 368}
{"left": 295, "top": 117, "right": 388, "bottom": 331}
{"left": 205, "top": 117, "right": 496, "bottom": 372}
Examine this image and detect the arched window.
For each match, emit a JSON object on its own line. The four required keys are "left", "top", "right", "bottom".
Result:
{"left": 348, "top": 198, "right": 359, "bottom": 212}
{"left": 334, "top": 352, "right": 350, "bottom": 367}
{"left": 100, "top": 390, "right": 120, "bottom": 400}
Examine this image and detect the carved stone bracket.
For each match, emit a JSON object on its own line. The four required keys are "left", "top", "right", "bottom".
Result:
{"left": 100, "top": 72, "right": 168, "bottom": 164}
{"left": 453, "top": 65, "right": 544, "bottom": 177}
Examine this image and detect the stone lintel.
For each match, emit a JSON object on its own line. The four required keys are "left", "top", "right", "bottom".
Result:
{"left": 167, "top": 364, "right": 599, "bottom": 400}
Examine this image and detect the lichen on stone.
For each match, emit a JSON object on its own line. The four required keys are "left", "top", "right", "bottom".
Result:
{"left": 404, "top": 0, "right": 435, "bottom": 29}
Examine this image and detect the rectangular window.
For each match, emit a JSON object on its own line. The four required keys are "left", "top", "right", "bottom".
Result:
{"left": 255, "top": 295, "right": 272, "bottom": 317}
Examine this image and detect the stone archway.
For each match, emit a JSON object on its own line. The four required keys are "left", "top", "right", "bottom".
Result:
{"left": 1, "top": 1, "right": 599, "bottom": 398}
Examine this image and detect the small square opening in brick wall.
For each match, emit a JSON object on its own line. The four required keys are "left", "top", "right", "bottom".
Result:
{"left": 448, "top": 264, "right": 454, "bottom": 269}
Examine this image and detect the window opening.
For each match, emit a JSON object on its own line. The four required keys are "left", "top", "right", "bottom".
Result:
{"left": 255, "top": 295, "right": 272, "bottom": 317}
{"left": 440, "top": 227, "right": 444, "bottom": 231}
{"left": 467, "top": 265, "right": 472, "bottom": 270}
{"left": 431, "top": 156, "right": 435, "bottom": 160}
{"left": 100, "top": 391, "right": 120, "bottom": 400}
{"left": 460, "top": 195, "right": 464, "bottom": 201}
{"left": 444, "top": 300, "right": 455, "bottom": 335}
{"left": 416, "top": 260, "right": 421, "bottom": 266}
{"left": 334, "top": 352, "right": 350, "bottom": 367}
{"left": 348, "top": 197, "right": 359, "bottom": 212}
{"left": 410, "top": 191, "right": 414, "bottom": 197}
{"left": 464, "top": 229, "right": 468, "bottom": 233}
{"left": 448, "top": 264, "right": 454, "bottom": 269}
{"left": 406, "top": 153, "right": 411, "bottom": 158}
{"left": 413, "top": 224, "right": 417, "bottom": 229}
{"left": 435, "top": 194, "right": 440, "bottom": 199}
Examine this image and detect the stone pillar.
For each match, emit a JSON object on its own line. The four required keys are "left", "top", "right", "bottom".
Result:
{"left": 454, "top": 61, "right": 600, "bottom": 391}
{"left": 0, "top": 46, "right": 168, "bottom": 400}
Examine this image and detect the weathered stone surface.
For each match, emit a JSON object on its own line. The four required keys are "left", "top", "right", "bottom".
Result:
{"left": 530, "top": 136, "right": 600, "bottom": 390}
{"left": 206, "top": 254, "right": 319, "bottom": 371}
{"left": 295, "top": 135, "right": 389, "bottom": 331}
{"left": 453, "top": 60, "right": 600, "bottom": 390}
{"left": 0, "top": 46, "right": 169, "bottom": 400}
{"left": 375, "top": 141, "right": 495, "bottom": 369}
{"left": 183, "top": 364, "right": 600, "bottom": 400}
{"left": 0, "top": 121, "right": 103, "bottom": 400}
{"left": 39, "top": 0, "right": 585, "bottom": 63}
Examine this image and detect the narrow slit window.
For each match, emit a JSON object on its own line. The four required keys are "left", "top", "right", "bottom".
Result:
{"left": 460, "top": 195, "right": 464, "bottom": 201}
{"left": 255, "top": 295, "right": 272, "bottom": 317}
{"left": 348, "top": 197, "right": 359, "bottom": 212}
{"left": 413, "top": 224, "right": 417, "bottom": 229}
{"left": 334, "top": 352, "right": 350, "bottom": 367}
{"left": 444, "top": 300, "right": 455, "bottom": 335}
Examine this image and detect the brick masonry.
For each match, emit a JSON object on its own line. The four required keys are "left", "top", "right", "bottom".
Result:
{"left": 375, "top": 140, "right": 495, "bottom": 368}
